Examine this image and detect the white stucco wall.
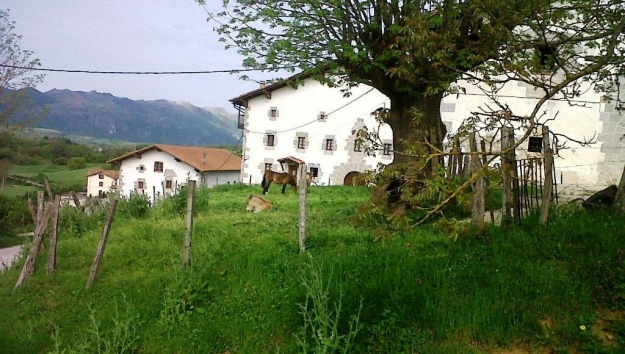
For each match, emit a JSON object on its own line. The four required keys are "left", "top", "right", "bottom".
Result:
{"left": 241, "top": 78, "right": 393, "bottom": 186}
{"left": 86, "top": 174, "right": 117, "bottom": 197}
{"left": 241, "top": 74, "right": 625, "bottom": 191}
{"left": 118, "top": 150, "right": 200, "bottom": 199}
{"left": 201, "top": 170, "right": 240, "bottom": 187}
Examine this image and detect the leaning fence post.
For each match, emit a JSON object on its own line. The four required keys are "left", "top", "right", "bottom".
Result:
{"left": 298, "top": 164, "right": 308, "bottom": 252}
{"left": 183, "top": 181, "right": 196, "bottom": 268}
{"left": 86, "top": 198, "right": 119, "bottom": 289}
{"left": 539, "top": 125, "right": 554, "bottom": 223}
{"left": 14, "top": 203, "right": 53, "bottom": 290}
{"left": 47, "top": 195, "right": 61, "bottom": 275}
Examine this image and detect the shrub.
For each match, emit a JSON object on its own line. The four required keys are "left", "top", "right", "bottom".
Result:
{"left": 117, "top": 193, "right": 151, "bottom": 219}
{"left": 67, "top": 157, "right": 87, "bottom": 170}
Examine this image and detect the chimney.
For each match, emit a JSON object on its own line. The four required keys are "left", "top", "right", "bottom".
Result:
{"left": 259, "top": 81, "right": 266, "bottom": 89}
{"left": 202, "top": 152, "right": 207, "bottom": 165}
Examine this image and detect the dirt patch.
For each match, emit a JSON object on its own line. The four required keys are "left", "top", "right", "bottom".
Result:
{"left": 592, "top": 310, "right": 624, "bottom": 348}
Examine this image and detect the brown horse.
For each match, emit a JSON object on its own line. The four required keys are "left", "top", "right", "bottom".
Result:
{"left": 261, "top": 170, "right": 297, "bottom": 195}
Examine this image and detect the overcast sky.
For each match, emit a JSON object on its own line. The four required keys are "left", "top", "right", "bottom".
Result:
{"left": 4, "top": 1, "right": 272, "bottom": 112}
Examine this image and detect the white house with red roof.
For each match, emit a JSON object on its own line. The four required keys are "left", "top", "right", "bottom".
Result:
{"left": 86, "top": 169, "right": 119, "bottom": 197}
{"left": 107, "top": 144, "right": 241, "bottom": 200}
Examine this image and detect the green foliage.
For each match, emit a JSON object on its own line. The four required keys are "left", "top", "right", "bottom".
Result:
{"left": 67, "top": 157, "right": 87, "bottom": 170}
{"left": 117, "top": 194, "right": 151, "bottom": 219}
{"left": 58, "top": 205, "right": 104, "bottom": 239}
{"left": 0, "top": 194, "right": 32, "bottom": 246}
{"left": 1, "top": 185, "right": 624, "bottom": 353}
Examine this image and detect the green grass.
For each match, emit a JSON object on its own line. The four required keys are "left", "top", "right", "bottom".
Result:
{"left": 1, "top": 185, "right": 38, "bottom": 198}
{"left": 0, "top": 185, "right": 623, "bottom": 353}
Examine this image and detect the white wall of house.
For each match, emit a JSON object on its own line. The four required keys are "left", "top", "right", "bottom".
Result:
{"left": 118, "top": 150, "right": 201, "bottom": 199}
{"left": 439, "top": 79, "right": 623, "bottom": 188}
{"left": 241, "top": 78, "right": 393, "bottom": 186}
{"left": 242, "top": 74, "right": 625, "bottom": 192}
{"left": 86, "top": 174, "right": 117, "bottom": 197}
{"left": 201, "top": 170, "right": 240, "bottom": 187}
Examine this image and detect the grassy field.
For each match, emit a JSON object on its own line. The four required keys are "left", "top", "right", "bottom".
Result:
{"left": 0, "top": 184, "right": 623, "bottom": 353}
{"left": 4, "top": 163, "right": 107, "bottom": 197}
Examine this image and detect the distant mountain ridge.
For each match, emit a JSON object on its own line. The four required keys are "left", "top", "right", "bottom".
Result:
{"left": 21, "top": 88, "right": 240, "bottom": 146}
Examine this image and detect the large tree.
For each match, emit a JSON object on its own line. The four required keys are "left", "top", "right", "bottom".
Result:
{"left": 0, "top": 9, "right": 44, "bottom": 133}
{"left": 203, "top": 0, "right": 625, "bottom": 193}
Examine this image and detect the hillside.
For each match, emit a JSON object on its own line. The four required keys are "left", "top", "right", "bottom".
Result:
{"left": 14, "top": 88, "right": 240, "bottom": 146}
{"left": 0, "top": 185, "right": 623, "bottom": 353}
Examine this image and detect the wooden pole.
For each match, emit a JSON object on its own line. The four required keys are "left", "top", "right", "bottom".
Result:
{"left": 44, "top": 177, "right": 53, "bottom": 199}
{"left": 86, "top": 199, "right": 119, "bottom": 289}
{"left": 501, "top": 127, "right": 513, "bottom": 223}
{"left": 298, "top": 164, "right": 307, "bottom": 252}
{"left": 14, "top": 204, "right": 53, "bottom": 290}
{"left": 27, "top": 198, "right": 37, "bottom": 225}
{"left": 47, "top": 195, "right": 62, "bottom": 275}
{"left": 36, "top": 191, "right": 44, "bottom": 227}
{"left": 539, "top": 126, "right": 554, "bottom": 223}
{"left": 470, "top": 134, "right": 485, "bottom": 227}
{"left": 71, "top": 191, "right": 82, "bottom": 211}
{"left": 183, "top": 181, "right": 196, "bottom": 268}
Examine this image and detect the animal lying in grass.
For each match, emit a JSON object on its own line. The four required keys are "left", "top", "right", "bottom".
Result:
{"left": 246, "top": 195, "right": 273, "bottom": 213}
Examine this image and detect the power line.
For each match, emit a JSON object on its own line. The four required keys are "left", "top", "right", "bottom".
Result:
{"left": 244, "top": 88, "right": 375, "bottom": 135}
{"left": 0, "top": 64, "right": 289, "bottom": 75}
{"left": 215, "top": 134, "right": 243, "bottom": 171}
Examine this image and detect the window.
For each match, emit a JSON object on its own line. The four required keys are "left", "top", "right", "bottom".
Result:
{"left": 535, "top": 44, "right": 557, "bottom": 72}
{"left": 267, "top": 134, "right": 275, "bottom": 147}
{"left": 138, "top": 164, "right": 146, "bottom": 172}
{"left": 528, "top": 137, "right": 543, "bottom": 153}
{"left": 165, "top": 180, "right": 172, "bottom": 189}
{"left": 269, "top": 107, "right": 278, "bottom": 118}
{"left": 98, "top": 173, "right": 104, "bottom": 179}
{"left": 138, "top": 181, "right": 145, "bottom": 189}
{"left": 265, "top": 163, "right": 272, "bottom": 171}
{"left": 318, "top": 111, "right": 327, "bottom": 121}
{"left": 354, "top": 141, "right": 362, "bottom": 152}
{"left": 154, "top": 161, "right": 164, "bottom": 172}
{"left": 98, "top": 182, "right": 103, "bottom": 187}
{"left": 325, "top": 139, "right": 334, "bottom": 151}
{"left": 310, "top": 167, "right": 319, "bottom": 177}
{"left": 298, "top": 137, "right": 306, "bottom": 149}
{"left": 383, "top": 143, "right": 392, "bottom": 155}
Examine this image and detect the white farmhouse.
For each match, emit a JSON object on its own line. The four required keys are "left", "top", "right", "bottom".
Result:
{"left": 108, "top": 144, "right": 241, "bottom": 199}
{"left": 233, "top": 72, "right": 625, "bottom": 196}
{"left": 86, "top": 169, "right": 119, "bottom": 197}
{"left": 230, "top": 75, "right": 394, "bottom": 186}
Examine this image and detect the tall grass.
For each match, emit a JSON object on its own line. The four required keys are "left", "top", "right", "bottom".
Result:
{"left": 0, "top": 185, "right": 623, "bottom": 353}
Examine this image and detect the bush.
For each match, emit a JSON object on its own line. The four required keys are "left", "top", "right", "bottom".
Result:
{"left": 67, "top": 157, "right": 87, "bottom": 170}
{"left": 117, "top": 193, "right": 151, "bottom": 219}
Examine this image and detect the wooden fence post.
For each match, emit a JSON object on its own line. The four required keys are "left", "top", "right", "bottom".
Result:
{"left": 470, "top": 134, "right": 485, "bottom": 227}
{"left": 47, "top": 195, "right": 61, "bottom": 275}
{"left": 183, "top": 181, "right": 196, "bottom": 268}
{"left": 71, "top": 191, "right": 82, "bottom": 212}
{"left": 298, "top": 164, "right": 307, "bottom": 252}
{"left": 539, "top": 125, "right": 554, "bottom": 223}
{"left": 86, "top": 198, "right": 119, "bottom": 289}
{"left": 14, "top": 203, "right": 53, "bottom": 290}
{"left": 44, "top": 177, "right": 54, "bottom": 199}
{"left": 501, "top": 127, "right": 514, "bottom": 223}
{"left": 36, "top": 191, "right": 44, "bottom": 227}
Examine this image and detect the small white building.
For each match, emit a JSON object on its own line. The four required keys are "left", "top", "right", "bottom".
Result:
{"left": 86, "top": 169, "right": 119, "bottom": 197}
{"left": 230, "top": 75, "right": 394, "bottom": 186}
{"left": 107, "top": 144, "right": 241, "bottom": 199}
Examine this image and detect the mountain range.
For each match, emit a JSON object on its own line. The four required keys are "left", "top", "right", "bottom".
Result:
{"left": 19, "top": 88, "right": 241, "bottom": 146}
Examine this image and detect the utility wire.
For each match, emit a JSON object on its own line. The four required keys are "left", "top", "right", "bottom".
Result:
{"left": 0, "top": 64, "right": 291, "bottom": 75}
{"left": 244, "top": 88, "right": 375, "bottom": 135}
{"left": 215, "top": 134, "right": 243, "bottom": 171}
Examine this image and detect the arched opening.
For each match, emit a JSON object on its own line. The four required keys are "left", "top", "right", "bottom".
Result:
{"left": 343, "top": 171, "right": 365, "bottom": 186}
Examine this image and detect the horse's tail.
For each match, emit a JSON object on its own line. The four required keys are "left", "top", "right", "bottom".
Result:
{"left": 261, "top": 172, "right": 267, "bottom": 188}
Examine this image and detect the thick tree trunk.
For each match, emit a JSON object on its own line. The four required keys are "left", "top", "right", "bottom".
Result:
{"left": 386, "top": 91, "right": 447, "bottom": 173}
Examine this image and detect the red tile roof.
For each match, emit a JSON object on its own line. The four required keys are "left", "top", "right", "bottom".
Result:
{"left": 86, "top": 169, "right": 120, "bottom": 179}
{"left": 107, "top": 144, "right": 241, "bottom": 172}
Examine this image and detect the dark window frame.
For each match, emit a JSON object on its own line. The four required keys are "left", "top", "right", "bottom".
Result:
{"left": 297, "top": 136, "right": 306, "bottom": 149}
{"left": 383, "top": 143, "right": 392, "bottom": 155}
{"left": 154, "top": 161, "right": 164, "bottom": 172}
{"left": 267, "top": 134, "right": 275, "bottom": 147}
{"left": 325, "top": 139, "right": 334, "bottom": 151}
